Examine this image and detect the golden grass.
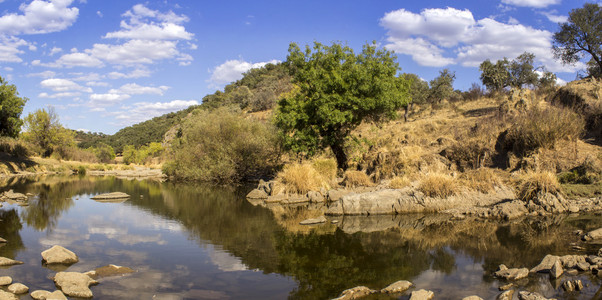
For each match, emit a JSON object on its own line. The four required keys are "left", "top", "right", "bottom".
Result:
{"left": 419, "top": 173, "right": 459, "bottom": 198}
{"left": 517, "top": 171, "right": 561, "bottom": 201}
{"left": 460, "top": 168, "right": 503, "bottom": 193}
{"left": 276, "top": 162, "right": 329, "bottom": 194}
{"left": 389, "top": 176, "right": 411, "bottom": 189}
{"left": 342, "top": 170, "right": 373, "bottom": 188}
{"left": 311, "top": 158, "right": 337, "bottom": 181}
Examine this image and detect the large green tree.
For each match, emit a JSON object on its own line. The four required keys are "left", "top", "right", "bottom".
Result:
{"left": 0, "top": 76, "right": 28, "bottom": 137}
{"left": 275, "top": 41, "right": 410, "bottom": 170}
{"left": 429, "top": 69, "right": 456, "bottom": 103}
{"left": 553, "top": 3, "right": 602, "bottom": 77}
{"left": 480, "top": 52, "right": 541, "bottom": 91}
{"left": 22, "top": 107, "right": 74, "bottom": 157}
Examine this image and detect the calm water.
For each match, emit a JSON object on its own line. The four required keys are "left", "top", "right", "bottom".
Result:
{"left": 1, "top": 176, "right": 602, "bottom": 299}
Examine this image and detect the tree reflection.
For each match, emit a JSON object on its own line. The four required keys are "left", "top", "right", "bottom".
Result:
{"left": 0, "top": 209, "right": 24, "bottom": 259}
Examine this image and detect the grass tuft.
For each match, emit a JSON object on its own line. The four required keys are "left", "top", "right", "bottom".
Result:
{"left": 419, "top": 173, "right": 459, "bottom": 198}
{"left": 276, "top": 162, "right": 329, "bottom": 194}
{"left": 342, "top": 170, "right": 373, "bottom": 188}
{"left": 517, "top": 171, "right": 561, "bottom": 201}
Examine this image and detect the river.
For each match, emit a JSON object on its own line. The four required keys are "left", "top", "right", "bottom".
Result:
{"left": 0, "top": 176, "right": 601, "bottom": 299}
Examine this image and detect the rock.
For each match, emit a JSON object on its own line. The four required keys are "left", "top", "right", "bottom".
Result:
{"left": 517, "top": 291, "right": 555, "bottom": 300}
{"left": 0, "top": 257, "right": 23, "bottom": 266}
{"left": 559, "top": 255, "right": 586, "bottom": 269}
{"left": 299, "top": 216, "right": 327, "bottom": 225}
{"left": 282, "top": 195, "right": 309, "bottom": 204}
{"left": 569, "top": 205, "right": 580, "bottom": 213}
{"left": 573, "top": 279, "right": 584, "bottom": 290}
{"left": 526, "top": 192, "right": 568, "bottom": 213}
{"left": 497, "top": 290, "right": 514, "bottom": 300}
{"left": 85, "top": 264, "right": 134, "bottom": 279}
{"left": 0, "top": 290, "right": 18, "bottom": 300}
{"left": 587, "top": 255, "right": 602, "bottom": 264}
{"left": 257, "top": 180, "right": 271, "bottom": 195}
{"left": 498, "top": 264, "right": 508, "bottom": 271}
{"left": 327, "top": 189, "right": 353, "bottom": 202}
{"left": 30, "top": 290, "right": 67, "bottom": 300}
{"left": 53, "top": 272, "right": 98, "bottom": 298}
{"left": 530, "top": 255, "right": 559, "bottom": 273}
{"left": 266, "top": 194, "right": 287, "bottom": 203}
{"left": 2, "top": 190, "right": 27, "bottom": 201}
{"left": 307, "top": 191, "right": 324, "bottom": 203}
{"left": 409, "top": 289, "right": 434, "bottom": 300}
{"left": 598, "top": 248, "right": 602, "bottom": 257}
{"left": 562, "top": 280, "right": 574, "bottom": 292}
{"left": 0, "top": 276, "right": 12, "bottom": 285}
{"left": 490, "top": 200, "right": 529, "bottom": 220}
{"left": 332, "top": 286, "right": 376, "bottom": 300}
{"left": 499, "top": 283, "right": 513, "bottom": 291}
{"left": 462, "top": 296, "right": 483, "bottom": 300}
{"left": 576, "top": 262, "right": 590, "bottom": 271}
{"left": 90, "top": 192, "right": 130, "bottom": 200}
{"left": 246, "top": 189, "right": 268, "bottom": 200}
{"left": 41, "top": 245, "right": 79, "bottom": 264}
{"left": 550, "top": 260, "right": 563, "bottom": 279}
{"left": 7, "top": 283, "right": 28, "bottom": 294}
{"left": 583, "top": 228, "right": 602, "bottom": 241}
{"left": 495, "top": 267, "right": 529, "bottom": 280}
{"left": 381, "top": 280, "right": 413, "bottom": 293}
{"left": 0, "top": 237, "right": 6, "bottom": 243}
{"left": 565, "top": 269, "right": 578, "bottom": 276}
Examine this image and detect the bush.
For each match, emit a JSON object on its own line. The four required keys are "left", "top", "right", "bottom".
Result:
{"left": 311, "top": 158, "right": 337, "bottom": 181}
{"left": 502, "top": 106, "right": 585, "bottom": 157}
{"left": 277, "top": 162, "right": 329, "bottom": 194}
{"left": 419, "top": 173, "right": 459, "bottom": 198}
{"left": 342, "top": 170, "right": 373, "bottom": 188}
{"left": 52, "top": 146, "right": 99, "bottom": 163}
{"left": 123, "top": 142, "right": 164, "bottom": 165}
{"left": 90, "top": 142, "right": 115, "bottom": 163}
{"left": 517, "top": 171, "right": 561, "bottom": 201}
{"left": 0, "top": 137, "right": 29, "bottom": 157}
{"left": 460, "top": 168, "right": 502, "bottom": 193}
{"left": 557, "top": 157, "right": 602, "bottom": 184}
{"left": 165, "top": 106, "right": 279, "bottom": 182}
{"left": 389, "top": 176, "right": 411, "bottom": 189}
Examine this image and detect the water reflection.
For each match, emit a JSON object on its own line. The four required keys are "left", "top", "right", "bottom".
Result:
{"left": 0, "top": 176, "right": 601, "bottom": 299}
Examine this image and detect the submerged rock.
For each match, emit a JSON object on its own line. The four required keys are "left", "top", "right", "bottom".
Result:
{"left": 332, "top": 286, "right": 376, "bottom": 300}
{"left": 409, "top": 289, "right": 434, "bottom": 300}
{"left": 0, "top": 257, "right": 23, "bottom": 266}
{"left": 1, "top": 190, "right": 27, "bottom": 201}
{"left": 41, "top": 245, "right": 78, "bottom": 264}
{"left": 30, "top": 290, "right": 68, "bottom": 300}
{"left": 0, "top": 290, "right": 18, "bottom": 300}
{"left": 299, "top": 216, "right": 327, "bottom": 225}
{"left": 517, "top": 291, "right": 555, "bottom": 300}
{"left": 381, "top": 280, "right": 413, "bottom": 294}
{"left": 85, "top": 264, "right": 134, "bottom": 279}
{"left": 0, "top": 276, "right": 12, "bottom": 286}
{"left": 53, "top": 272, "right": 98, "bottom": 298}
{"left": 495, "top": 266, "right": 529, "bottom": 280}
{"left": 531, "top": 255, "right": 559, "bottom": 273}
{"left": 7, "top": 283, "right": 28, "bottom": 294}
{"left": 90, "top": 192, "right": 130, "bottom": 200}
{"left": 461, "top": 296, "right": 483, "bottom": 300}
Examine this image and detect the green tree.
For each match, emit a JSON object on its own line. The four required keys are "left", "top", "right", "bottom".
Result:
{"left": 91, "top": 142, "right": 115, "bottom": 163}
{"left": 553, "top": 3, "right": 602, "bottom": 77}
{"left": 429, "top": 69, "right": 456, "bottom": 103}
{"left": 275, "top": 41, "right": 410, "bottom": 170}
{"left": 23, "top": 107, "right": 74, "bottom": 157}
{"left": 0, "top": 76, "right": 28, "bottom": 137}
{"left": 480, "top": 52, "right": 540, "bottom": 91}
{"left": 400, "top": 73, "right": 429, "bottom": 121}
{"left": 480, "top": 58, "right": 510, "bottom": 92}
{"left": 538, "top": 71, "right": 558, "bottom": 92}
{"left": 509, "top": 52, "right": 539, "bottom": 88}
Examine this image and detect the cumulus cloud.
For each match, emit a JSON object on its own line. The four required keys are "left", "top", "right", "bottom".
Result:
{"left": 0, "top": 0, "right": 79, "bottom": 35}
{"left": 40, "top": 78, "right": 92, "bottom": 92}
{"left": 109, "top": 83, "right": 169, "bottom": 95}
{"left": 108, "top": 68, "right": 151, "bottom": 79}
{"left": 210, "top": 59, "right": 280, "bottom": 86}
{"left": 104, "top": 4, "right": 192, "bottom": 40}
{"left": 39, "top": 91, "right": 81, "bottom": 99}
{"left": 501, "top": 0, "right": 561, "bottom": 8}
{"left": 49, "top": 46, "right": 63, "bottom": 56}
{"left": 113, "top": 100, "right": 198, "bottom": 125}
{"left": 89, "top": 93, "right": 131, "bottom": 106}
{"left": 0, "top": 36, "right": 29, "bottom": 62}
{"left": 27, "top": 70, "right": 56, "bottom": 78}
{"left": 380, "top": 7, "right": 578, "bottom": 73}
{"left": 540, "top": 10, "right": 568, "bottom": 23}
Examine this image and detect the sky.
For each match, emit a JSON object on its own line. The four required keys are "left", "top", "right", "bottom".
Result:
{"left": 0, "top": 0, "right": 595, "bottom": 134}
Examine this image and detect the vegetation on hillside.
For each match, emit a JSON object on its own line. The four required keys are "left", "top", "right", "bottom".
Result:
{"left": 0, "top": 76, "right": 27, "bottom": 138}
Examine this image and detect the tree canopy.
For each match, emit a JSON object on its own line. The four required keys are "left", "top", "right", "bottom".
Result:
{"left": 429, "top": 69, "right": 456, "bottom": 103}
{"left": 0, "top": 76, "right": 27, "bottom": 138}
{"left": 479, "top": 52, "right": 541, "bottom": 91}
{"left": 275, "top": 41, "right": 410, "bottom": 170}
{"left": 553, "top": 3, "right": 602, "bottom": 78}
{"left": 22, "top": 107, "right": 74, "bottom": 157}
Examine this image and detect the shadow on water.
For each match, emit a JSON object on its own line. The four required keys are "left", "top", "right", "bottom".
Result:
{"left": 1, "top": 176, "right": 602, "bottom": 299}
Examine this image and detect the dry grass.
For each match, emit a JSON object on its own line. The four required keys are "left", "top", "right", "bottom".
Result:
{"left": 311, "top": 158, "right": 337, "bottom": 182}
{"left": 389, "top": 176, "right": 411, "bottom": 189}
{"left": 276, "top": 162, "right": 329, "bottom": 194}
{"left": 419, "top": 173, "right": 459, "bottom": 198}
{"left": 342, "top": 170, "right": 373, "bottom": 188}
{"left": 459, "top": 168, "right": 503, "bottom": 193}
{"left": 517, "top": 171, "right": 561, "bottom": 201}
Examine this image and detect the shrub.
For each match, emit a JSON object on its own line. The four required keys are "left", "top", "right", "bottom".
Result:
{"left": 52, "top": 146, "right": 99, "bottom": 163}
{"left": 419, "top": 173, "right": 459, "bottom": 198}
{"left": 557, "top": 157, "right": 602, "bottom": 184}
{"left": 342, "top": 170, "right": 373, "bottom": 188}
{"left": 77, "top": 165, "right": 86, "bottom": 175}
{"left": 517, "top": 171, "right": 561, "bottom": 201}
{"left": 389, "top": 176, "right": 411, "bottom": 189}
{"left": 311, "top": 158, "right": 337, "bottom": 181}
{"left": 0, "top": 137, "right": 29, "bottom": 157}
{"left": 277, "top": 162, "right": 329, "bottom": 194}
{"left": 502, "top": 106, "right": 584, "bottom": 157}
{"left": 165, "top": 106, "right": 279, "bottom": 182}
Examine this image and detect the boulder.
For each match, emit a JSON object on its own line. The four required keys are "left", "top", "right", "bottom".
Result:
{"left": 299, "top": 216, "right": 327, "bottom": 225}
{"left": 307, "top": 191, "right": 325, "bottom": 203}
{"left": 85, "top": 264, "right": 135, "bottom": 279}
{"left": 490, "top": 200, "right": 528, "bottom": 220}
{"left": 530, "top": 255, "right": 559, "bottom": 273}
{"left": 30, "top": 290, "right": 67, "bottom": 300}
{"left": 0, "top": 237, "right": 6, "bottom": 243}
{"left": 576, "top": 262, "right": 590, "bottom": 271}
{"left": 381, "top": 280, "right": 413, "bottom": 294}
{"left": 0, "top": 276, "right": 11, "bottom": 285}
{"left": 562, "top": 280, "right": 574, "bottom": 292}
{"left": 409, "top": 289, "right": 435, "bottom": 300}
{"left": 1, "top": 190, "right": 27, "bottom": 201}
{"left": 90, "top": 192, "right": 130, "bottom": 200}
{"left": 0, "top": 257, "right": 23, "bottom": 266}
{"left": 583, "top": 228, "right": 602, "bottom": 241}
{"left": 327, "top": 189, "right": 353, "bottom": 202}
{"left": 497, "top": 290, "right": 514, "bottom": 300}
{"left": 41, "top": 245, "right": 79, "bottom": 264}
{"left": 7, "top": 283, "right": 28, "bottom": 294}
{"left": 53, "top": 272, "right": 98, "bottom": 298}
{"left": 526, "top": 192, "right": 567, "bottom": 213}
{"left": 266, "top": 194, "right": 287, "bottom": 203}
{"left": 246, "top": 189, "right": 268, "bottom": 200}
{"left": 559, "top": 255, "right": 586, "bottom": 269}
{"left": 550, "top": 260, "right": 563, "bottom": 279}
{"left": 0, "top": 290, "right": 18, "bottom": 300}
{"left": 461, "top": 296, "right": 483, "bottom": 300}
{"left": 517, "top": 291, "right": 555, "bottom": 300}
{"left": 495, "top": 267, "right": 529, "bottom": 280}
{"left": 332, "top": 286, "right": 376, "bottom": 300}
{"left": 499, "top": 283, "right": 513, "bottom": 291}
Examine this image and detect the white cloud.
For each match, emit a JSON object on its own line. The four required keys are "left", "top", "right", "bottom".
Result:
{"left": 0, "top": 36, "right": 28, "bottom": 62}
{"left": 40, "top": 78, "right": 92, "bottom": 92}
{"left": 0, "top": 0, "right": 79, "bottom": 35}
{"left": 39, "top": 91, "right": 81, "bottom": 99}
{"left": 49, "top": 46, "right": 63, "bottom": 56}
{"left": 108, "top": 68, "right": 151, "bottom": 79}
{"left": 501, "top": 0, "right": 561, "bottom": 8}
{"left": 540, "top": 10, "right": 568, "bottom": 23}
{"left": 54, "top": 52, "right": 104, "bottom": 68}
{"left": 112, "top": 99, "right": 198, "bottom": 125}
{"left": 109, "top": 83, "right": 169, "bottom": 95}
{"left": 88, "top": 39, "right": 183, "bottom": 65}
{"left": 380, "top": 7, "right": 578, "bottom": 73}
{"left": 27, "top": 70, "right": 56, "bottom": 78}
{"left": 86, "top": 81, "right": 109, "bottom": 87}
{"left": 210, "top": 59, "right": 280, "bottom": 86}
{"left": 70, "top": 72, "right": 102, "bottom": 82}
{"left": 89, "top": 93, "right": 131, "bottom": 106}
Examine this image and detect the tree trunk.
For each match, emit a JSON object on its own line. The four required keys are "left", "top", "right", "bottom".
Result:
{"left": 404, "top": 105, "right": 409, "bottom": 122}
{"left": 330, "top": 142, "right": 348, "bottom": 171}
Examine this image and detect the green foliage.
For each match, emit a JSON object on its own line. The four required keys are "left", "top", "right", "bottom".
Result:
{"left": 22, "top": 107, "right": 75, "bottom": 157}
{"left": 202, "top": 63, "right": 293, "bottom": 112}
{"left": 91, "top": 142, "right": 115, "bottom": 163}
{"left": 509, "top": 52, "right": 539, "bottom": 88}
{"left": 553, "top": 3, "right": 602, "bottom": 78}
{"left": 480, "top": 52, "right": 541, "bottom": 91}
{"left": 429, "top": 69, "right": 456, "bottom": 103}
{"left": 480, "top": 58, "right": 510, "bottom": 92}
{"left": 123, "top": 142, "right": 164, "bottom": 165}
{"left": 74, "top": 130, "right": 109, "bottom": 149}
{"left": 164, "top": 106, "right": 279, "bottom": 182}
{"left": 401, "top": 73, "right": 429, "bottom": 105}
{"left": 275, "top": 41, "right": 410, "bottom": 169}
{"left": 0, "top": 76, "right": 28, "bottom": 138}
{"left": 538, "top": 71, "right": 558, "bottom": 92}
{"left": 0, "top": 136, "right": 29, "bottom": 157}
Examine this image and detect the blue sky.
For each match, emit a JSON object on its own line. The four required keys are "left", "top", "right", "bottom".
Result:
{"left": 0, "top": 0, "right": 594, "bottom": 134}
